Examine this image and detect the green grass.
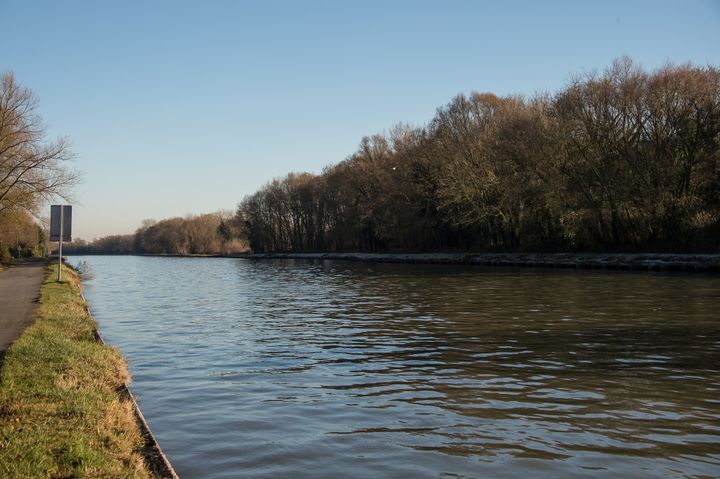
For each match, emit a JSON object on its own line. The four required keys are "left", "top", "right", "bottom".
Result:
{"left": 0, "top": 264, "right": 150, "bottom": 478}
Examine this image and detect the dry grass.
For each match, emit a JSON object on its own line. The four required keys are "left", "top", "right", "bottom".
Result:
{"left": 0, "top": 264, "right": 151, "bottom": 478}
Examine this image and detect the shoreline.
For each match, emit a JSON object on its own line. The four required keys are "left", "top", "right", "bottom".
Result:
{"left": 89, "top": 319, "right": 179, "bottom": 479}
{"left": 0, "top": 263, "right": 178, "bottom": 478}
{"left": 75, "top": 261, "right": 179, "bottom": 478}
{"left": 67, "top": 252, "right": 720, "bottom": 273}
{"left": 248, "top": 252, "right": 720, "bottom": 272}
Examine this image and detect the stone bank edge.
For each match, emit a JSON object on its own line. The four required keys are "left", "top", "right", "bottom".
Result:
{"left": 243, "top": 252, "right": 720, "bottom": 273}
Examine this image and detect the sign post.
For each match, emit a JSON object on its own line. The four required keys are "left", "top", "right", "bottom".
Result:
{"left": 50, "top": 205, "right": 72, "bottom": 282}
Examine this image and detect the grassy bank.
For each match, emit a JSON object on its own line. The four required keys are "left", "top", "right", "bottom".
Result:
{"left": 0, "top": 264, "right": 150, "bottom": 478}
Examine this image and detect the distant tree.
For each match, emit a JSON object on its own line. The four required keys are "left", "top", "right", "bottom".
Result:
{"left": 130, "top": 213, "right": 247, "bottom": 255}
{"left": 217, "top": 220, "right": 232, "bottom": 244}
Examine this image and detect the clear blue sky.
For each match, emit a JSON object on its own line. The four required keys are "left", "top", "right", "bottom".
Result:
{"left": 2, "top": 0, "right": 719, "bottom": 239}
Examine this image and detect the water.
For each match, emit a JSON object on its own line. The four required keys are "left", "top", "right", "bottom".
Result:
{"left": 73, "top": 256, "right": 720, "bottom": 478}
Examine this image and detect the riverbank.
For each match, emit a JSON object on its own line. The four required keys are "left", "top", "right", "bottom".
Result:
{"left": 244, "top": 252, "right": 720, "bottom": 273}
{"left": 0, "top": 263, "right": 174, "bottom": 478}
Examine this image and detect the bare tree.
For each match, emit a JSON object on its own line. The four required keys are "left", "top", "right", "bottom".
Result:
{"left": 234, "top": 58, "right": 719, "bottom": 254}
{"left": 0, "top": 71, "right": 79, "bottom": 219}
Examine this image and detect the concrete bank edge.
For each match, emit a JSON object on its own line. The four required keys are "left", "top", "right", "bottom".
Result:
{"left": 80, "top": 291, "right": 180, "bottom": 479}
{"left": 243, "top": 252, "right": 720, "bottom": 273}
{"left": 65, "top": 252, "right": 720, "bottom": 272}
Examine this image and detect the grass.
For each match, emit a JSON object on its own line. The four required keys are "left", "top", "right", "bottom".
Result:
{"left": 0, "top": 264, "right": 150, "bottom": 478}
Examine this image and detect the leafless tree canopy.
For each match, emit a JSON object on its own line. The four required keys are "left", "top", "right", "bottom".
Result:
{"left": 64, "top": 212, "right": 248, "bottom": 255}
{"left": 59, "top": 58, "right": 720, "bottom": 255}
{"left": 238, "top": 58, "right": 720, "bottom": 253}
{"left": 0, "top": 71, "right": 79, "bottom": 220}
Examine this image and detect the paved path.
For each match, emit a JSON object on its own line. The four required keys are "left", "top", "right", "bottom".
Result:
{"left": 0, "top": 263, "right": 45, "bottom": 355}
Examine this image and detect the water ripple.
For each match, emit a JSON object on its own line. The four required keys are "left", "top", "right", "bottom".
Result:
{"left": 74, "top": 256, "right": 720, "bottom": 479}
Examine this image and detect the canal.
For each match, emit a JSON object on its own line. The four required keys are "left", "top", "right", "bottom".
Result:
{"left": 73, "top": 256, "right": 720, "bottom": 478}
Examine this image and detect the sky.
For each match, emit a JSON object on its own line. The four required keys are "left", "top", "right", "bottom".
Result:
{"left": 1, "top": 0, "right": 719, "bottom": 239}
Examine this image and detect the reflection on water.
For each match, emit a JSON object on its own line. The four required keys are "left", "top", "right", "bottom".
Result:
{"left": 74, "top": 256, "right": 720, "bottom": 479}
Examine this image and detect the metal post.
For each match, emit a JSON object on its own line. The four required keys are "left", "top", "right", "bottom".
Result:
{"left": 57, "top": 205, "right": 63, "bottom": 282}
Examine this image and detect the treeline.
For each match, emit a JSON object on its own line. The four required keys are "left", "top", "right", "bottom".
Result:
{"left": 65, "top": 213, "right": 247, "bottom": 255}
{"left": 237, "top": 58, "right": 720, "bottom": 253}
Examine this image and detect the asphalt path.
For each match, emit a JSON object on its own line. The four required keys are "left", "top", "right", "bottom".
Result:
{"left": 0, "top": 263, "right": 45, "bottom": 356}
